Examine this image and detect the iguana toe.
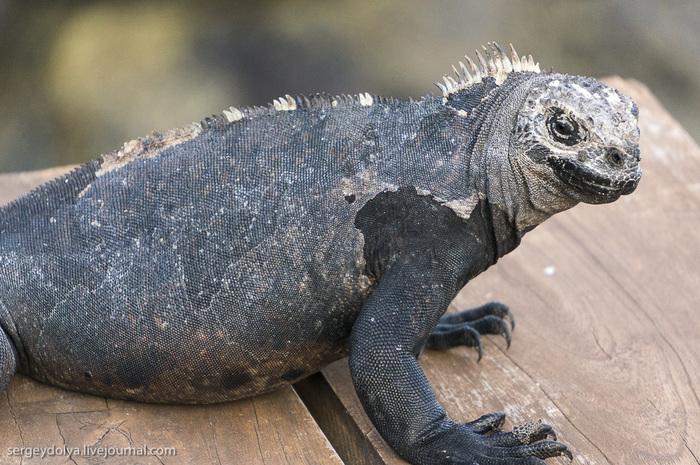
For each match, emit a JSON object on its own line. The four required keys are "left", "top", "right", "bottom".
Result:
{"left": 466, "top": 412, "right": 507, "bottom": 434}
{"left": 465, "top": 315, "right": 513, "bottom": 349}
{"left": 426, "top": 303, "right": 514, "bottom": 359}
{"left": 438, "top": 302, "right": 515, "bottom": 330}
{"left": 412, "top": 414, "right": 572, "bottom": 464}
{"left": 426, "top": 322, "right": 484, "bottom": 359}
{"left": 485, "top": 421, "right": 557, "bottom": 447}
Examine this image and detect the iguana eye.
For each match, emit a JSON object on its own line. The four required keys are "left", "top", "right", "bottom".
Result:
{"left": 546, "top": 108, "right": 581, "bottom": 146}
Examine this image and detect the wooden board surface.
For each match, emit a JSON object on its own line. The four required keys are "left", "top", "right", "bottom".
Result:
{"left": 0, "top": 78, "right": 697, "bottom": 464}
{"left": 319, "top": 79, "right": 700, "bottom": 464}
{"left": 0, "top": 174, "right": 343, "bottom": 464}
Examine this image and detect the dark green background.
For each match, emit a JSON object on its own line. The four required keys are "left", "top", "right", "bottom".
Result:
{"left": 1, "top": 1, "right": 698, "bottom": 171}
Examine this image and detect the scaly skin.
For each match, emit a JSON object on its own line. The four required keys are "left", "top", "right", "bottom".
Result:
{"left": 0, "top": 43, "right": 640, "bottom": 464}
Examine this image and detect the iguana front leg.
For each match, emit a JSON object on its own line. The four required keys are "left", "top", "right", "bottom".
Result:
{"left": 349, "top": 266, "right": 571, "bottom": 465}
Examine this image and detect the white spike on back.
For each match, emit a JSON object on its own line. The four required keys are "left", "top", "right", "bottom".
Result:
{"left": 437, "top": 42, "right": 541, "bottom": 97}
{"left": 272, "top": 94, "right": 297, "bottom": 112}
{"left": 358, "top": 92, "right": 374, "bottom": 107}
{"left": 223, "top": 106, "right": 244, "bottom": 122}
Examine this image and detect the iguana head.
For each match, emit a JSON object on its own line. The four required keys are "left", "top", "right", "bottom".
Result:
{"left": 438, "top": 43, "right": 641, "bottom": 207}
{"left": 513, "top": 74, "right": 641, "bottom": 205}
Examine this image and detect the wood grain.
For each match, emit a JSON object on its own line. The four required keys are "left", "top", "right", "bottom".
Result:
{"left": 0, "top": 373, "right": 342, "bottom": 464}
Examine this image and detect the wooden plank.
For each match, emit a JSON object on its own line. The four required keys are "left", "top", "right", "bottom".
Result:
{"left": 321, "top": 78, "right": 700, "bottom": 464}
{"left": 0, "top": 168, "right": 343, "bottom": 465}
{"left": 1, "top": 373, "right": 342, "bottom": 464}
{"left": 294, "top": 372, "right": 387, "bottom": 465}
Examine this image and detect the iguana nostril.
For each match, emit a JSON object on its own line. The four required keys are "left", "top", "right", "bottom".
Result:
{"left": 607, "top": 148, "right": 625, "bottom": 167}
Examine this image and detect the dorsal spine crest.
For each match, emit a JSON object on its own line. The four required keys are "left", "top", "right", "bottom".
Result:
{"left": 99, "top": 43, "right": 541, "bottom": 178}
{"left": 436, "top": 42, "right": 541, "bottom": 98}
{"left": 221, "top": 91, "right": 382, "bottom": 125}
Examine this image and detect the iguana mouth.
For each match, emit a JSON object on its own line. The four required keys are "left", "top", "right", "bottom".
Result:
{"left": 547, "top": 157, "right": 639, "bottom": 198}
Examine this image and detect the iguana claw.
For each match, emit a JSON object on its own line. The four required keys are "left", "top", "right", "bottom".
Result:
{"left": 425, "top": 302, "right": 514, "bottom": 360}
{"left": 409, "top": 413, "right": 573, "bottom": 464}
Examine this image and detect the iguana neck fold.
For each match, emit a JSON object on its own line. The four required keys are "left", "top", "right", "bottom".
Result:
{"left": 456, "top": 73, "right": 578, "bottom": 257}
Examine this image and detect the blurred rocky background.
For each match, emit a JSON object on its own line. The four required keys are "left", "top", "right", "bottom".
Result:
{"left": 1, "top": 0, "right": 698, "bottom": 171}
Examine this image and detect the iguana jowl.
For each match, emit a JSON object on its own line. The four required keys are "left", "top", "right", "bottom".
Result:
{"left": 0, "top": 43, "right": 640, "bottom": 464}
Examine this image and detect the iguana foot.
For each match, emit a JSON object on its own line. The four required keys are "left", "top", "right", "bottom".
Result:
{"left": 426, "top": 303, "right": 514, "bottom": 360}
{"left": 413, "top": 413, "right": 572, "bottom": 465}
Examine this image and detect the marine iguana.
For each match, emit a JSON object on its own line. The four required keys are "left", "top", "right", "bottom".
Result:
{"left": 0, "top": 43, "right": 640, "bottom": 464}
